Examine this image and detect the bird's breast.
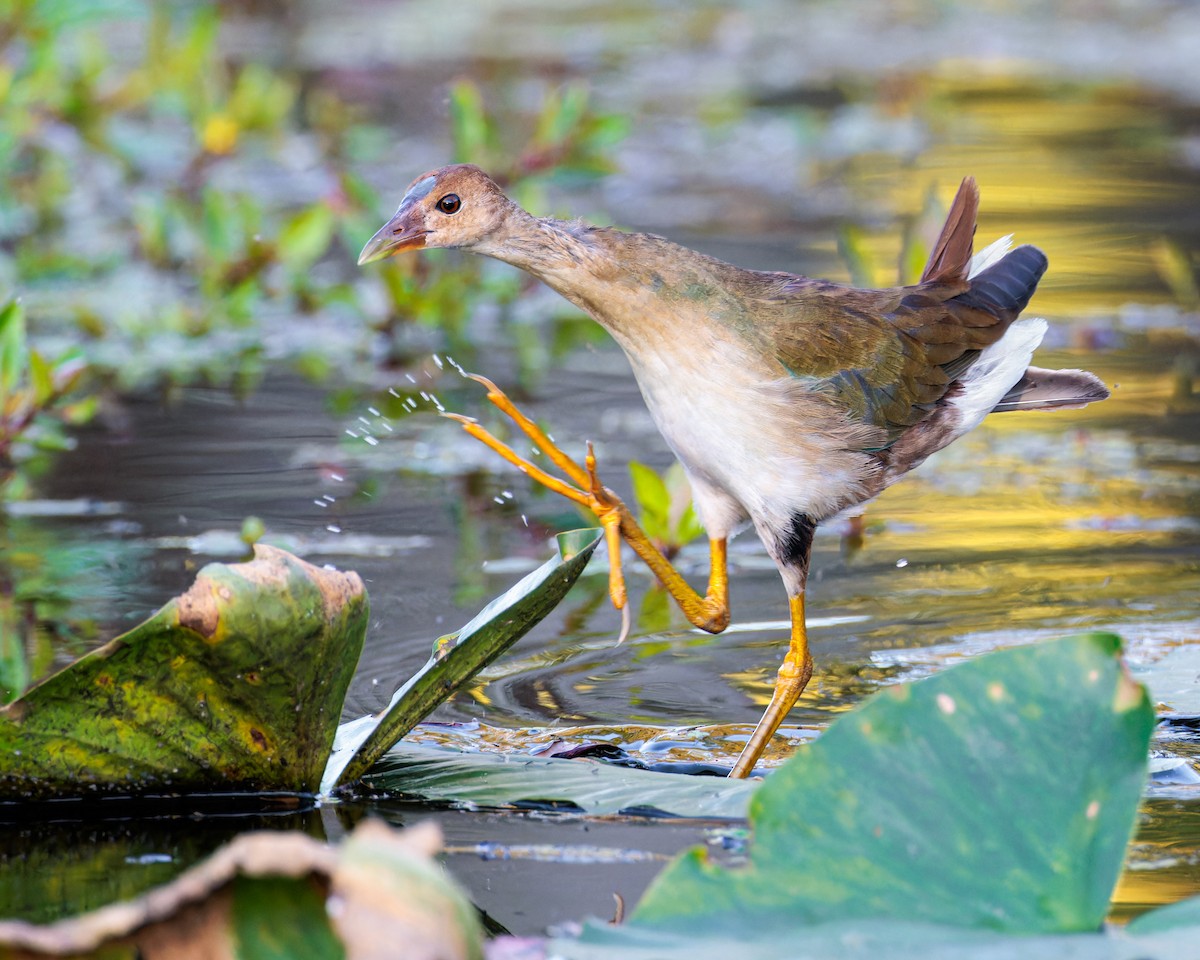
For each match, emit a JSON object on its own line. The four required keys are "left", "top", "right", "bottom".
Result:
{"left": 619, "top": 334, "right": 880, "bottom": 538}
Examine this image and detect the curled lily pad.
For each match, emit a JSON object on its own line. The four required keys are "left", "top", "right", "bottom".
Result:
{"left": 0, "top": 820, "right": 482, "bottom": 960}
{"left": 326, "top": 528, "right": 602, "bottom": 791}
{"left": 0, "top": 545, "right": 367, "bottom": 800}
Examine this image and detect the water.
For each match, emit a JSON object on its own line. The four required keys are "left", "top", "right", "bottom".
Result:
{"left": 5, "top": 0, "right": 1200, "bottom": 939}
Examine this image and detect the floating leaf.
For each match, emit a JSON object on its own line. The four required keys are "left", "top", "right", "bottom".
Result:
{"left": 357, "top": 743, "right": 755, "bottom": 819}
{"left": 629, "top": 633, "right": 1153, "bottom": 936}
{"left": 0, "top": 545, "right": 366, "bottom": 800}
{"left": 1127, "top": 892, "right": 1200, "bottom": 934}
{"left": 557, "top": 916, "right": 1200, "bottom": 960}
{"left": 327, "top": 529, "right": 602, "bottom": 791}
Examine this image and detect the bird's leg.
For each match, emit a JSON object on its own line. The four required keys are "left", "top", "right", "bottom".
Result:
{"left": 729, "top": 523, "right": 816, "bottom": 779}
{"left": 445, "top": 374, "right": 730, "bottom": 634}
{"left": 729, "top": 593, "right": 813, "bottom": 778}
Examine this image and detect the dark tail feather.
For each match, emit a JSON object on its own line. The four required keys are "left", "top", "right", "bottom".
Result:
{"left": 921, "top": 177, "right": 979, "bottom": 285}
{"left": 953, "top": 244, "right": 1048, "bottom": 322}
{"left": 991, "top": 366, "right": 1110, "bottom": 413}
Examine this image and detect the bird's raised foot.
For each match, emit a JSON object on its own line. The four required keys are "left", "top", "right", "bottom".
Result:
{"left": 446, "top": 372, "right": 731, "bottom": 647}
{"left": 443, "top": 375, "right": 634, "bottom": 619}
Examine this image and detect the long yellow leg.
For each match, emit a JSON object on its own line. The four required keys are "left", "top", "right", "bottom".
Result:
{"left": 445, "top": 377, "right": 729, "bottom": 634}
{"left": 729, "top": 593, "right": 813, "bottom": 779}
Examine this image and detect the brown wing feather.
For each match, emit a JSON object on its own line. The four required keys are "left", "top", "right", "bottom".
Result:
{"left": 919, "top": 177, "right": 978, "bottom": 285}
{"left": 762, "top": 248, "right": 1046, "bottom": 444}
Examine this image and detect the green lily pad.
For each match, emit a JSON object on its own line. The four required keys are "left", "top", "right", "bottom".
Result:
{"left": 0, "top": 545, "right": 367, "bottom": 800}
{"left": 556, "top": 916, "right": 1200, "bottom": 960}
{"left": 629, "top": 633, "right": 1153, "bottom": 936}
{"left": 1126, "top": 892, "right": 1200, "bottom": 934}
{"left": 326, "top": 528, "right": 602, "bottom": 791}
{"left": 356, "top": 742, "right": 755, "bottom": 818}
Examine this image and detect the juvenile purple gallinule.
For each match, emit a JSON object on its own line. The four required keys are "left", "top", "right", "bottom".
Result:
{"left": 359, "top": 165, "right": 1109, "bottom": 778}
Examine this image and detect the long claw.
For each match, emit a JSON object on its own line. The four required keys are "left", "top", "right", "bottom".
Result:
{"left": 465, "top": 371, "right": 501, "bottom": 393}
{"left": 442, "top": 410, "right": 593, "bottom": 508}
{"left": 466, "top": 376, "right": 591, "bottom": 490}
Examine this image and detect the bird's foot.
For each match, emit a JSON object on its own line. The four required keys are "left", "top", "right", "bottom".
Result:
{"left": 728, "top": 594, "right": 813, "bottom": 778}
{"left": 443, "top": 374, "right": 633, "bottom": 620}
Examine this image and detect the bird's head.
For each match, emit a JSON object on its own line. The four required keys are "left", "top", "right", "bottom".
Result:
{"left": 357, "top": 164, "right": 512, "bottom": 265}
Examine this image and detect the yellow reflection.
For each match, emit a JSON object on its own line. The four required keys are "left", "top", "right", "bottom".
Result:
{"left": 832, "top": 74, "right": 1193, "bottom": 318}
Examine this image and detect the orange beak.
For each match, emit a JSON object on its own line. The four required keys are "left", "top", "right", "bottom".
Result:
{"left": 357, "top": 208, "right": 428, "bottom": 265}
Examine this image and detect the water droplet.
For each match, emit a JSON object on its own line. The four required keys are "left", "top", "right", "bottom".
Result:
{"left": 501, "top": 490, "right": 514, "bottom": 499}
{"left": 493, "top": 496, "right": 505, "bottom": 505}
{"left": 323, "top": 494, "right": 336, "bottom": 502}
{"left": 364, "top": 436, "right": 379, "bottom": 446}
{"left": 433, "top": 354, "right": 444, "bottom": 369}
{"left": 330, "top": 473, "right": 344, "bottom": 483}
{"left": 344, "top": 429, "right": 358, "bottom": 438}
{"left": 405, "top": 374, "right": 417, "bottom": 383}
{"left": 521, "top": 515, "right": 529, "bottom": 526}
{"left": 313, "top": 499, "right": 327, "bottom": 508}
{"left": 936, "top": 693, "right": 956, "bottom": 715}
{"left": 895, "top": 558, "right": 908, "bottom": 568}
{"left": 388, "top": 387, "right": 400, "bottom": 397}
{"left": 358, "top": 416, "right": 371, "bottom": 426}
{"left": 326, "top": 524, "right": 342, "bottom": 534}
{"left": 368, "top": 406, "right": 381, "bottom": 417}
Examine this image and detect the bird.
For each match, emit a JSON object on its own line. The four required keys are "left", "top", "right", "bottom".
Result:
{"left": 359, "top": 164, "right": 1110, "bottom": 778}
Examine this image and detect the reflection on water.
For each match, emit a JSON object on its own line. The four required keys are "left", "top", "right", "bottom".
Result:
{"left": 0, "top": 800, "right": 328, "bottom": 925}
{"left": 7, "top": 6, "right": 1200, "bottom": 936}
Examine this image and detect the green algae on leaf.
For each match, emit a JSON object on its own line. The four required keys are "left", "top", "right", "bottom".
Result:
{"left": 629, "top": 633, "right": 1154, "bottom": 936}
{"left": 0, "top": 545, "right": 367, "bottom": 800}
{"left": 327, "top": 528, "right": 602, "bottom": 791}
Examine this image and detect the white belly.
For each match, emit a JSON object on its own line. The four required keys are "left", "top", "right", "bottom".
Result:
{"left": 625, "top": 344, "right": 876, "bottom": 541}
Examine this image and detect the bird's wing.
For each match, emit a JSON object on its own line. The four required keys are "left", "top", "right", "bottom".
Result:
{"left": 760, "top": 244, "right": 1047, "bottom": 448}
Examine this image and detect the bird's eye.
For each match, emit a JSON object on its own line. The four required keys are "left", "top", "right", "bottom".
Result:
{"left": 436, "top": 194, "right": 461, "bottom": 215}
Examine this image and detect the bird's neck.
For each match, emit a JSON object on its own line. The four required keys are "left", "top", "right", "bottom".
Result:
{"left": 472, "top": 207, "right": 749, "bottom": 357}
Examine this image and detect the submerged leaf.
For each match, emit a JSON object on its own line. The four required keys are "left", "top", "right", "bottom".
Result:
{"left": 358, "top": 743, "right": 755, "bottom": 819}
{"left": 630, "top": 633, "right": 1154, "bottom": 936}
{"left": 0, "top": 545, "right": 367, "bottom": 800}
{"left": 327, "top": 529, "right": 602, "bottom": 791}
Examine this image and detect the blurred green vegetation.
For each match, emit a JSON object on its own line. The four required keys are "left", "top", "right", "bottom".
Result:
{"left": 629, "top": 460, "right": 705, "bottom": 561}
{"left": 0, "top": 297, "right": 94, "bottom": 497}
{"left": 0, "top": 0, "right": 627, "bottom": 501}
{"left": 0, "top": 0, "right": 629, "bottom": 698}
